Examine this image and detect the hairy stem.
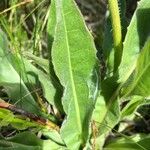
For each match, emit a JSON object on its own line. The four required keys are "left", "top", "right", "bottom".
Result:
{"left": 108, "top": 0, "right": 123, "bottom": 73}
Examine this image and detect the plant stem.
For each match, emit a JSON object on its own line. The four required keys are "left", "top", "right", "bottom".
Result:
{"left": 0, "top": 0, "right": 33, "bottom": 15}
{"left": 0, "top": 99, "right": 59, "bottom": 131}
{"left": 108, "top": 0, "right": 123, "bottom": 73}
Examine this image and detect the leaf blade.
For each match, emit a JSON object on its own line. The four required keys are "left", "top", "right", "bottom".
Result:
{"left": 122, "top": 37, "right": 150, "bottom": 97}
{"left": 48, "top": 0, "right": 98, "bottom": 148}
{"left": 119, "top": 0, "right": 150, "bottom": 83}
{"left": 0, "top": 30, "right": 40, "bottom": 114}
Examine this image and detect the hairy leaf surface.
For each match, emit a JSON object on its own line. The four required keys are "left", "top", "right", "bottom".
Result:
{"left": 48, "top": 0, "right": 98, "bottom": 149}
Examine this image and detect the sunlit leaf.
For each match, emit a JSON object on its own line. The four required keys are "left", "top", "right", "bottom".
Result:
{"left": 121, "top": 96, "right": 144, "bottom": 118}
{"left": 0, "top": 108, "right": 40, "bottom": 130}
{"left": 119, "top": 0, "right": 150, "bottom": 83}
{"left": 23, "top": 52, "right": 49, "bottom": 73}
{"left": 47, "top": 0, "right": 98, "bottom": 149}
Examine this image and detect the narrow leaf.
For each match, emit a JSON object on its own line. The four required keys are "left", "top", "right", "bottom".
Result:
{"left": 48, "top": 0, "right": 98, "bottom": 149}
{"left": 119, "top": 0, "right": 150, "bottom": 83}
{"left": 121, "top": 96, "right": 144, "bottom": 118}
{"left": 20, "top": 59, "right": 56, "bottom": 106}
{"left": 122, "top": 38, "right": 150, "bottom": 97}
{"left": 23, "top": 52, "right": 49, "bottom": 73}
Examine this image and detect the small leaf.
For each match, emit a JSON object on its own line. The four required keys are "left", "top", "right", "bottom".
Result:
{"left": 121, "top": 96, "right": 144, "bottom": 118}
{"left": 0, "top": 108, "right": 14, "bottom": 127}
{"left": 21, "top": 59, "right": 56, "bottom": 106}
{"left": 41, "top": 129, "right": 65, "bottom": 146}
{"left": 23, "top": 52, "right": 49, "bottom": 73}
{"left": 0, "top": 108, "right": 39, "bottom": 130}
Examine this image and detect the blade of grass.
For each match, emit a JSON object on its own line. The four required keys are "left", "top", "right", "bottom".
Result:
{"left": 0, "top": 0, "right": 33, "bottom": 15}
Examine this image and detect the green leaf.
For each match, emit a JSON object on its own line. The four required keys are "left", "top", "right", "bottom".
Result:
{"left": 41, "top": 129, "right": 65, "bottom": 146}
{"left": 91, "top": 95, "right": 109, "bottom": 149}
{"left": 0, "top": 132, "right": 65, "bottom": 150}
{"left": 0, "top": 30, "right": 40, "bottom": 114}
{"left": 22, "top": 52, "right": 61, "bottom": 106}
{"left": 121, "top": 96, "right": 144, "bottom": 118}
{"left": 47, "top": 0, "right": 64, "bottom": 113}
{"left": 119, "top": 0, "right": 150, "bottom": 83}
{"left": 0, "top": 108, "right": 14, "bottom": 127}
{"left": 48, "top": 0, "right": 98, "bottom": 149}
{"left": 102, "top": 17, "right": 114, "bottom": 73}
{"left": 91, "top": 76, "right": 120, "bottom": 148}
{"left": 104, "top": 134, "right": 150, "bottom": 150}
{"left": 0, "top": 29, "right": 56, "bottom": 109}
{"left": 120, "top": 97, "right": 150, "bottom": 119}
{"left": 20, "top": 58, "right": 56, "bottom": 106}
{"left": 119, "top": 0, "right": 128, "bottom": 40}
{"left": 92, "top": 96, "right": 120, "bottom": 148}
{"left": 122, "top": 37, "right": 150, "bottom": 97}
{"left": 0, "top": 108, "right": 40, "bottom": 130}
{"left": 23, "top": 52, "right": 49, "bottom": 74}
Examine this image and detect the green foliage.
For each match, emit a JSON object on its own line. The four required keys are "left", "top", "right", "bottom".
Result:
{"left": 0, "top": 108, "right": 40, "bottom": 130}
{"left": 104, "top": 134, "right": 150, "bottom": 150}
{"left": 0, "top": 0, "right": 150, "bottom": 149}
{"left": 122, "top": 38, "right": 150, "bottom": 97}
{"left": 0, "top": 131, "right": 65, "bottom": 150}
{"left": 119, "top": 0, "right": 150, "bottom": 83}
{"left": 47, "top": 0, "right": 98, "bottom": 149}
{"left": 0, "top": 30, "right": 40, "bottom": 114}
